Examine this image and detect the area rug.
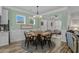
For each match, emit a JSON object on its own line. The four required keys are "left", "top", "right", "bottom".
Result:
{"left": 22, "top": 41, "right": 55, "bottom": 53}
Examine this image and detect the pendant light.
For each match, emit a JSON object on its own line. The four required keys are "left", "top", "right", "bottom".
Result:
{"left": 33, "top": 6, "right": 42, "bottom": 18}
{"left": 37, "top": 6, "right": 39, "bottom": 15}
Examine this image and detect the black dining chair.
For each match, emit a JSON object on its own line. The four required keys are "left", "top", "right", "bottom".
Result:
{"left": 35, "top": 34, "right": 44, "bottom": 49}
{"left": 24, "top": 32, "right": 32, "bottom": 48}
{"left": 33, "top": 35, "right": 39, "bottom": 49}
{"left": 29, "top": 35, "right": 34, "bottom": 45}
{"left": 46, "top": 33, "right": 52, "bottom": 48}
{"left": 40, "top": 35, "right": 45, "bottom": 49}
{"left": 24, "top": 32, "right": 27, "bottom": 47}
{"left": 43, "top": 36, "right": 47, "bottom": 45}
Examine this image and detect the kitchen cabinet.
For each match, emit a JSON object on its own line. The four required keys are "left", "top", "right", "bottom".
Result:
{"left": 0, "top": 32, "right": 9, "bottom": 47}
{"left": 1, "top": 9, "right": 8, "bottom": 24}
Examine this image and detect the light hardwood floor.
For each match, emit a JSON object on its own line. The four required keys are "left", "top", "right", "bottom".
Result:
{"left": 0, "top": 40, "right": 72, "bottom": 53}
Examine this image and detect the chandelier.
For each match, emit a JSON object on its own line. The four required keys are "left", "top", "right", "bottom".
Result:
{"left": 33, "top": 6, "right": 42, "bottom": 18}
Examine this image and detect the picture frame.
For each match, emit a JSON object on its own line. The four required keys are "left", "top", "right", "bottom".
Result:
{"left": 16, "top": 15, "right": 26, "bottom": 24}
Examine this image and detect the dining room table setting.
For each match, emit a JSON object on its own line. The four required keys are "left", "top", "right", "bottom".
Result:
{"left": 24, "top": 31, "right": 53, "bottom": 49}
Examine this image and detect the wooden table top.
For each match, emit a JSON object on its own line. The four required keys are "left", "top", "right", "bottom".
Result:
{"left": 27, "top": 31, "right": 51, "bottom": 36}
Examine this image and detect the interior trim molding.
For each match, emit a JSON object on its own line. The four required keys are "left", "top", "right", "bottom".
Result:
{"left": 41, "top": 7, "right": 68, "bottom": 15}
{"left": 3, "top": 6, "right": 34, "bottom": 16}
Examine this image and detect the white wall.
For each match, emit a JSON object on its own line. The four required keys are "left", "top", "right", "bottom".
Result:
{"left": 10, "top": 29, "right": 30, "bottom": 43}
{"left": 69, "top": 7, "right": 79, "bottom": 28}
{"left": 10, "top": 29, "right": 38, "bottom": 43}
{"left": 0, "top": 6, "right": 2, "bottom": 15}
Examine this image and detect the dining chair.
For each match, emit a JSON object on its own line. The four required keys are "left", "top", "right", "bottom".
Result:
{"left": 46, "top": 33, "right": 52, "bottom": 48}
{"left": 33, "top": 35, "right": 39, "bottom": 49}
{"left": 24, "top": 32, "right": 27, "bottom": 47}
{"left": 41, "top": 35, "right": 46, "bottom": 49}
{"left": 29, "top": 35, "right": 34, "bottom": 45}
{"left": 24, "top": 32, "right": 32, "bottom": 48}
{"left": 42, "top": 36, "right": 47, "bottom": 45}
{"left": 36, "top": 34, "right": 44, "bottom": 49}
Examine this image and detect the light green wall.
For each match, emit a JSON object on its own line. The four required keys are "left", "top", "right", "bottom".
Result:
{"left": 8, "top": 9, "right": 40, "bottom": 30}
{"left": 43, "top": 10, "right": 68, "bottom": 30}
{"left": 43, "top": 10, "right": 68, "bottom": 42}
{"left": 8, "top": 9, "right": 68, "bottom": 31}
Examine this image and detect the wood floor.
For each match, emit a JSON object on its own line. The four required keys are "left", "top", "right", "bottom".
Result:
{"left": 0, "top": 40, "right": 72, "bottom": 53}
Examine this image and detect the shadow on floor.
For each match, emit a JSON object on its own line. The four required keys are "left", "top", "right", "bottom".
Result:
{"left": 21, "top": 40, "right": 55, "bottom": 53}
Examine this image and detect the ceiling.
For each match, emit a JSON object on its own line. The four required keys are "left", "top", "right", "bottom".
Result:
{"left": 68, "top": 6, "right": 79, "bottom": 26}
{"left": 4, "top": 6, "right": 65, "bottom": 15}
{"left": 4, "top": 6, "right": 79, "bottom": 15}
{"left": 4, "top": 6, "right": 79, "bottom": 26}
{"left": 69, "top": 6, "right": 79, "bottom": 16}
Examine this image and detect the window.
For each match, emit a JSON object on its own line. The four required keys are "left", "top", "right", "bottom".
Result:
{"left": 16, "top": 15, "right": 26, "bottom": 24}
{"left": 30, "top": 19, "right": 35, "bottom": 25}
